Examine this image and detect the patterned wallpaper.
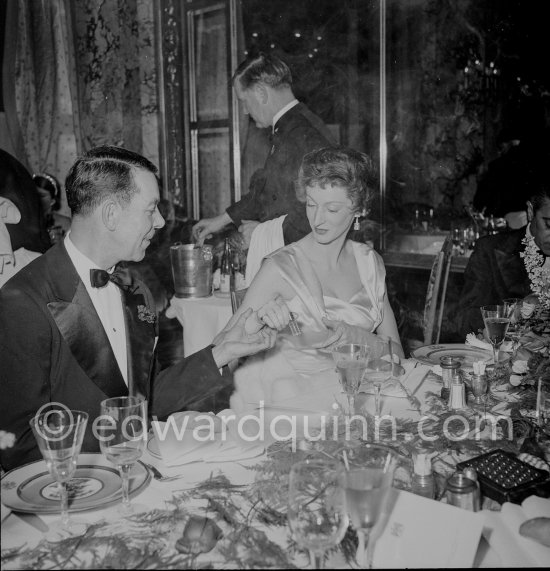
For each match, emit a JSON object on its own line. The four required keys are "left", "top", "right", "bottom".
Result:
{"left": 72, "top": 0, "right": 159, "bottom": 167}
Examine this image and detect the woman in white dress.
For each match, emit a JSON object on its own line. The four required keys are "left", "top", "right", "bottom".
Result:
{"left": 228, "top": 147, "right": 403, "bottom": 415}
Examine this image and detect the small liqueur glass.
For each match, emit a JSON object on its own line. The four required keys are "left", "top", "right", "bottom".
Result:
{"left": 470, "top": 374, "right": 488, "bottom": 411}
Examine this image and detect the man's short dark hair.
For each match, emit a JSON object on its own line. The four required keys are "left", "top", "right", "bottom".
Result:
{"left": 232, "top": 52, "right": 292, "bottom": 91}
{"left": 296, "top": 147, "right": 378, "bottom": 212}
{"left": 65, "top": 146, "right": 158, "bottom": 216}
{"left": 529, "top": 179, "right": 550, "bottom": 213}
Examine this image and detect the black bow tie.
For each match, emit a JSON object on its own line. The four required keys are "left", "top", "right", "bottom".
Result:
{"left": 90, "top": 266, "right": 134, "bottom": 290}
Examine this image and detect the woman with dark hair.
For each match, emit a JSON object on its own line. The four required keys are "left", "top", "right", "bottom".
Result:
{"left": 228, "top": 147, "right": 403, "bottom": 414}
{"left": 32, "top": 172, "right": 71, "bottom": 242}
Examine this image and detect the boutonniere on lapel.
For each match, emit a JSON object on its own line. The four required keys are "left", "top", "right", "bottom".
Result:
{"left": 137, "top": 305, "right": 156, "bottom": 324}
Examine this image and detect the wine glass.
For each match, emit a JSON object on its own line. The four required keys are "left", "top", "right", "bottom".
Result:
{"left": 363, "top": 337, "right": 393, "bottom": 417}
{"left": 331, "top": 344, "right": 369, "bottom": 417}
{"left": 480, "top": 305, "right": 510, "bottom": 364}
{"left": 344, "top": 444, "right": 398, "bottom": 569}
{"left": 29, "top": 407, "right": 89, "bottom": 542}
{"left": 98, "top": 396, "right": 147, "bottom": 516}
{"left": 287, "top": 459, "right": 348, "bottom": 569}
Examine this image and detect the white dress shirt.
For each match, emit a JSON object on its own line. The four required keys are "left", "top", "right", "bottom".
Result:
{"left": 64, "top": 234, "right": 128, "bottom": 384}
{"left": 272, "top": 99, "right": 299, "bottom": 132}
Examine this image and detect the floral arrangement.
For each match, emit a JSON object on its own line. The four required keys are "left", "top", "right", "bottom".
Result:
{"left": 520, "top": 232, "right": 550, "bottom": 310}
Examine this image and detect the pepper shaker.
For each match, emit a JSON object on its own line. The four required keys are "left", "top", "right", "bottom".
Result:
{"left": 445, "top": 473, "right": 479, "bottom": 511}
{"left": 440, "top": 356, "right": 461, "bottom": 401}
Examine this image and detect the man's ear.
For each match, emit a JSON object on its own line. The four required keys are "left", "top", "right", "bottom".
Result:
{"left": 255, "top": 83, "right": 269, "bottom": 105}
{"left": 526, "top": 201, "right": 534, "bottom": 223}
{"left": 101, "top": 199, "right": 121, "bottom": 231}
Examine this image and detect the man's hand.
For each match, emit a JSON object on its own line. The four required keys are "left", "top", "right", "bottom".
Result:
{"left": 212, "top": 308, "right": 277, "bottom": 368}
{"left": 238, "top": 220, "right": 260, "bottom": 250}
{"left": 192, "top": 213, "right": 231, "bottom": 245}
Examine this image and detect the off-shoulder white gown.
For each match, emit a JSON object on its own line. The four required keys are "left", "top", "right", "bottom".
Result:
{"left": 230, "top": 240, "right": 387, "bottom": 415}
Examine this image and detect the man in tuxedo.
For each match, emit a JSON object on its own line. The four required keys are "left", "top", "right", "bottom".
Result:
{"left": 192, "top": 52, "right": 336, "bottom": 248}
{"left": 0, "top": 146, "right": 288, "bottom": 471}
{"left": 459, "top": 181, "right": 550, "bottom": 335}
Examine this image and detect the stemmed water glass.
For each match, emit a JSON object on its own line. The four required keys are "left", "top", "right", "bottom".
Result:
{"left": 98, "top": 396, "right": 147, "bottom": 516}
{"left": 344, "top": 444, "right": 398, "bottom": 569}
{"left": 331, "top": 344, "right": 369, "bottom": 417}
{"left": 363, "top": 337, "right": 393, "bottom": 417}
{"left": 29, "top": 407, "right": 89, "bottom": 542}
{"left": 287, "top": 459, "right": 348, "bottom": 569}
{"left": 480, "top": 305, "right": 510, "bottom": 364}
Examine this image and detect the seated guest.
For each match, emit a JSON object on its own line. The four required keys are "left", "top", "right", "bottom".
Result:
{"left": 459, "top": 180, "right": 550, "bottom": 335}
{"left": 228, "top": 147, "right": 404, "bottom": 414}
{"left": 0, "top": 148, "right": 51, "bottom": 255}
{"left": 0, "top": 197, "right": 42, "bottom": 288}
{"left": 0, "top": 145, "right": 290, "bottom": 471}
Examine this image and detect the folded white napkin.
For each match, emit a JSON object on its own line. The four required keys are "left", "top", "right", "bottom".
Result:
{"left": 465, "top": 333, "right": 492, "bottom": 351}
{"left": 483, "top": 496, "right": 550, "bottom": 566}
{"left": 151, "top": 410, "right": 263, "bottom": 467}
{"left": 245, "top": 215, "right": 286, "bottom": 286}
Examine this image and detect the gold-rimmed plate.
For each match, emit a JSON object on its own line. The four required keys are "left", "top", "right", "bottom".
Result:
{"left": 411, "top": 344, "right": 492, "bottom": 369}
{"left": 0, "top": 453, "right": 150, "bottom": 514}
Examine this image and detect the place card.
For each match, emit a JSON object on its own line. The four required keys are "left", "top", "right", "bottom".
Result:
{"left": 372, "top": 489, "right": 483, "bottom": 568}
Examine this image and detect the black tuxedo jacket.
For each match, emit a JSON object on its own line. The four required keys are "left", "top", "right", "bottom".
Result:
{"left": 226, "top": 103, "right": 336, "bottom": 244}
{"left": 458, "top": 227, "right": 532, "bottom": 336}
{"left": 0, "top": 242, "right": 223, "bottom": 470}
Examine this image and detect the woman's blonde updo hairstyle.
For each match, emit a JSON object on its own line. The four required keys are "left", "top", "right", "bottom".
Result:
{"left": 295, "top": 147, "right": 377, "bottom": 213}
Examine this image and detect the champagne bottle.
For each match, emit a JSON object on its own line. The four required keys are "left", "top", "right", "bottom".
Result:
{"left": 219, "top": 238, "right": 231, "bottom": 294}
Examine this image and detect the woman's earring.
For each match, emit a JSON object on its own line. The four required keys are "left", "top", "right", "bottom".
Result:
{"left": 354, "top": 214, "right": 360, "bottom": 231}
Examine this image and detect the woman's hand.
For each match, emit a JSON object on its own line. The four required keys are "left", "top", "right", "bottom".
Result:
{"left": 250, "top": 296, "right": 291, "bottom": 333}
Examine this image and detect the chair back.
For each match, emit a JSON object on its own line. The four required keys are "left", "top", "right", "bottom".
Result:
{"left": 422, "top": 236, "right": 453, "bottom": 344}
{"left": 230, "top": 287, "right": 248, "bottom": 314}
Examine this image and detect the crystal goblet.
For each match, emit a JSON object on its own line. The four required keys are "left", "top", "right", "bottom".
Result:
{"left": 98, "top": 396, "right": 148, "bottom": 516}
{"left": 287, "top": 458, "right": 348, "bottom": 569}
{"left": 331, "top": 343, "right": 369, "bottom": 417}
{"left": 29, "top": 407, "right": 89, "bottom": 542}
{"left": 344, "top": 443, "right": 398, "bottom": 569}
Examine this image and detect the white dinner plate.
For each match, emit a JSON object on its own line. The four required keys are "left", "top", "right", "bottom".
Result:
{"left": 411, "top": 343, "right": 492, "bottom": 369}
{"left": 0, "top": 453, "right": 150, "bottom": 514}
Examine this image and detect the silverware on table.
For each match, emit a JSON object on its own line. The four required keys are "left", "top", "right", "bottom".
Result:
{"left": 143, "top": 463, "right": 187, "bottom": 483}
{"left": 13, "top": 512, "right": 49, "bottom": 533}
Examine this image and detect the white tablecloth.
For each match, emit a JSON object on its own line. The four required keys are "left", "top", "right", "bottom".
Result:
{"left": 166, "top": 294, "right": 232, "bottom": 357}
